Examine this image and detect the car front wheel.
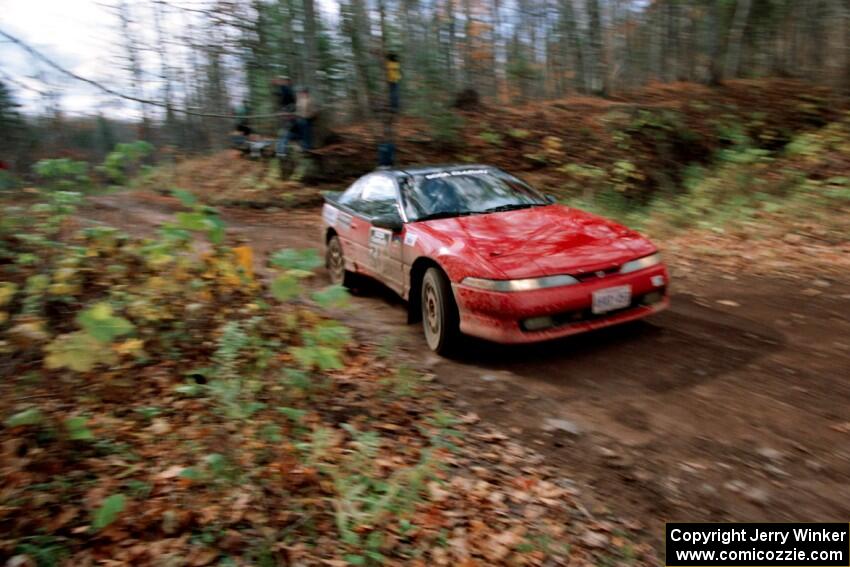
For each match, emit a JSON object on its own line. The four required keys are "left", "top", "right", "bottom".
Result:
{"left": 326, "top": 235, "right": 355, "bottom": 288}
{"left": 421, "top": 267, "right": 460, "bottom": 354}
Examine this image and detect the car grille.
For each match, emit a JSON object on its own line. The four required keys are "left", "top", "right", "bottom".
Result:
{"left": 573, "top": 266, "right": 621, "bottom": 282}
{"left": 520, "top": 288, "right": 666, "bottom": 332}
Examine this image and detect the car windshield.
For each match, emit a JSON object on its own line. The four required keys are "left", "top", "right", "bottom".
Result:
{"left": 402, "top": 169, "right": 549, "bottom": 221}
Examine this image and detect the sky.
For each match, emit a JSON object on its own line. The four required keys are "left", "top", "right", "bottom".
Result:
{"left": 1, "top": 0, "right": 341, "bottom": 118}
{"left": 1, "top": 0, "right": 128, "bottom": 116}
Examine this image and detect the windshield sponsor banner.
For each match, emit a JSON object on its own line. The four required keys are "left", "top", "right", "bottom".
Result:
{"left": 424, "top": 168, "right": 489, "bottom": 179}
{"left": 666, "top": 523, "right": 849, "bottom": 567}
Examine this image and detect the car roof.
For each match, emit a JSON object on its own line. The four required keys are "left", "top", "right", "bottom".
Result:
{"left": 378, "top": 164, "right": 498, "bottom": 178}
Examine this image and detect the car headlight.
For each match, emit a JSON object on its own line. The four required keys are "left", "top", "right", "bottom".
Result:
{"left": 619, "top": 252, "right": 661, "bottom": 274}
{"left": 461, "top": 274, "right": 579, "bottom": 292}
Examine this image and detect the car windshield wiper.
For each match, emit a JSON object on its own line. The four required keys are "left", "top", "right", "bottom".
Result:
{"left": 480, "top": 203, "right": 544, "bottom": 214}
{"left": 415, "top": 210, "right": 476, "bottom": 222}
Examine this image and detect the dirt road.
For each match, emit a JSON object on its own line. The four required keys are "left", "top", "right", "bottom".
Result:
{"left": 84, "top": 191, "right": 850, "bottom": 548}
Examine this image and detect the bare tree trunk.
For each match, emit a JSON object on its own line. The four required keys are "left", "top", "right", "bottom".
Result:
{"left": 401, "top": 0, "right": 416, "bottom": 103}
{"left": 153, "top": 0, "right": 177, "bottom": 146}
{"left": 559, "top": 0, "right": 585, "bottom": 93}
{"left": 117, "top": 1, "right": 150, "bottom": 141}
{"left": 302, "top": 0, "right": 320, "bottom": 99}
{"left": 463, "top": 0, "right": 474, "bottom": 88}
{"left": 604, "top": 0, "right": 619, "bottom": 92}
{"left": 528, "top": 0, "right": 540, "bottom": 99}
{"left": 446, "top": 0, "right": 457, "bottom": 92}
{"left": 650, "top": 6, "right": 663, "bottom": 81}
{"left": 492, "top": 0, "right": 503, "bottom": 100}
{"left": 684, "top": 0, "right": 698, "bottom": 81}
{"left": 724, "top": 0, "right": 752, "bottom": 79}
{"left": 343, "top": 0, "right": 373, "bottom": 116}
{"left": 202, "top": 20, "right": 230, "bottom": 149}
{"left": 807, "top": 0, "right": 826, "bottom": 81}
{"left": 845, "top": 0, "right": 850, "bottom": 94}
{"left": 279, "top": 0, "right": 300, "bottom": 83}
{"left": 585, "top": 0, "right": 605, "bottom": 95}
{"left": 707, "top": 0, "right": 725, "bottom": 85}
{"left": 661, "top": 0, "right": 673, "bottom": 81}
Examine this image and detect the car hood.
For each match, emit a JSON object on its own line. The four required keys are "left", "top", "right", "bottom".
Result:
{"left": 417, "top": 205, "right": 656, "bottom": 279}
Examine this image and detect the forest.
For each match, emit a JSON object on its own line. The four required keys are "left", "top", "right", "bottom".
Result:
{"left": 2, "top": 0, "right": 849, "bottom": 162}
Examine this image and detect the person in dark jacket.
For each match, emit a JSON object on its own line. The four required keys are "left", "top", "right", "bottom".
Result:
{"left": 234, "top": 102, "right": 252, "bottom": 136}
{"left": 273, "top": 76, "right": 297, "bottom": 157}
{"left": 280, "top": 86, "right": 319, "bottom": 155}
{"left": 273, "top": 76, "right": 296, "bottom": 112}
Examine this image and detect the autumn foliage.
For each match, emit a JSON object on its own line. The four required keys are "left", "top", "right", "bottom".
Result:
{"left": 0, "top": 191, "right": 653, "bottom": 565}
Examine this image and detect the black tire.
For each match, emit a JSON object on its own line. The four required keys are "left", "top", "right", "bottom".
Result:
{"left": 326, "top": 235, "right": 356, "bottom": 288}
{"left": 421, "top": 267, "right": 460, "bottom": 354}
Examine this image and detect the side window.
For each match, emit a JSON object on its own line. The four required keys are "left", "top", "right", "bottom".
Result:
{"left": 338, "top": 178, "right": 366, "bottom": 206}
{"left": 351, "top": 175, "right": 399, "bottom": 217}
{"left": 360, "top": 175, "right": 396, "bottom": 202}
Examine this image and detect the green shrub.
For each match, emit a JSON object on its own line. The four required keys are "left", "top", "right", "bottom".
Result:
{"left": 97, "top": 140, "right": 155, "bottom": 184}
{"left": 478, "top": 131, "right": 503, "bottom": 146}
{"left": 0, "top": 170, "right": 18, "bottom": 191}
{"left": 33, "top": 158, "right": 91, "bottom": 191}
{"left": 429, "top": 106, "right": 463, "bottom": 147}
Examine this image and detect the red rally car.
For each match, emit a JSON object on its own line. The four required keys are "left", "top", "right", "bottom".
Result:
{"left": 321, "top": 165, "right": 669, "bottom": 354}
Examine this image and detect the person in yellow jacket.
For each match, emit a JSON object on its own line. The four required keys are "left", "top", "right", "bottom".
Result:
{"left": 386, "top": 53, "right": 401, "bottom": 112}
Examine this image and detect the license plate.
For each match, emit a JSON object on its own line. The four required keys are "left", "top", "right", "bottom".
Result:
{"left": 592, "top": 285, "right": 632, "bottom": 314}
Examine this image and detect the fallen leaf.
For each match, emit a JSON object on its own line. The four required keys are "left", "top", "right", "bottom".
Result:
{"left": 156, "top": 465, "right": 186, "bottom": 480}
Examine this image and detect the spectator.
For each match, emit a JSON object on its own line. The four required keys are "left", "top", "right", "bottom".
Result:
{"left": 234, "top": 102, "right": 252, "bottom": 137}
{"left": 273, "top": 76, "right": 297, "bottom": 157}
{"left": 385, "top": 53, "right": 401, "bottom": 112}
{"left": 273, "top": 76, "right": 296, "bottom": 112}
{"left": 280, "top": 86, "right": 319, "bottom": 156}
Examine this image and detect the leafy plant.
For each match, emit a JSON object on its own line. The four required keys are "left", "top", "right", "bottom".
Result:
{"left": 44, "top": 303, "right": 137, "bottom": 373}
{"left": 428, "top": 106, "right": 463, "bottom": 147}
{"left": 15, "top": 535, "right": 70, "bottom": 567}
{"left": 65, "top": 415, "right": 95, "bottom": 441}
{"left": 478, "top": 131, "right": 503, "bottom": 146}
{"left": 97, "top": 141, "right": 154, "bottom": 184}
{"left": 508, "top": 128, "right": 530, "bottom": 139}
{"left": 312, "top": 285, "right": 350, "bottom": 309}
{"left": 269, "top": 248, "right": 322, "bottom": 271}
{"left": 5, "top": 407, "right": 44, "bottom": 427}
{"left": 330, "top": 425, "right": 436, "bottom": 556}
{"left": 33, "top": 158, "right": 91, "bottom": 191}
{"left": 44, "top": 332, "right": 118, "bottom": 372}
{"left": 91, "top": 493, "right": 127, "bottom": 531}
{"left": 381, "top": 365, "right": 420, "bottom": 399}
{"left": 76, "top": 303, "right": 135, "bottom": 342}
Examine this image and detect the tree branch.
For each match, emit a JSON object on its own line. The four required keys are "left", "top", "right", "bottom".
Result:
{"left": 0, "top": 27, "right": 282, "bottom": 120}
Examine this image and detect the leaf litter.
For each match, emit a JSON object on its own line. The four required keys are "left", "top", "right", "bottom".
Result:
{"left": 0, "top": 191, "right": 656, "bottom": 565}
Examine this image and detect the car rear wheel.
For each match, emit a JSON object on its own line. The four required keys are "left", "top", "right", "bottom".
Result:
{"left": 326, "top": 235, "right": 355, "bottom": 288}
{"left": 421, "top": 267, "right": 460, "bottom": 354}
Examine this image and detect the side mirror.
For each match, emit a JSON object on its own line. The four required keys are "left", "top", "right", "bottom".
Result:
{"left": 545, "top": 194, "right": 557, "bottom": 204}
{"left": 372, "top": 213, "right": 404, "bottom": 232}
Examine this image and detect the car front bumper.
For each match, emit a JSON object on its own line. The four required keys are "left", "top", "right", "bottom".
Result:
{"left": 452, "top": 265, "right": 669, "bottom": 344}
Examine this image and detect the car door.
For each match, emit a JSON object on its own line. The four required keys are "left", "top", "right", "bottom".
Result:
{"left": 331, "top": 177, "right": 367, "bottom": 273}
{"left": 348, "top": 174, "right": 405, "bottom": 293}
